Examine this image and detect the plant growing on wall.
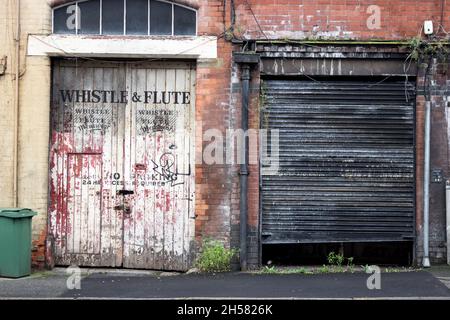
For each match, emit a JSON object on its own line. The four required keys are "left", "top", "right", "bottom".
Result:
{"left": 196, "top": 239, "right": 238, "bottom": 273}
{"left": 406, "top": 37, "right": 449, "bottom": 62}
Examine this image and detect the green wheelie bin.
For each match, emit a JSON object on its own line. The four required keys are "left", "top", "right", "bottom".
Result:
{"left": 0, "top": 208, "right": 37, "bottom": 278}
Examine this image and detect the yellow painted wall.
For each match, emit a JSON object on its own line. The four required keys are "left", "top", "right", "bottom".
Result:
{"left": 0, "top": 0, "right": 52, "bottom": 251}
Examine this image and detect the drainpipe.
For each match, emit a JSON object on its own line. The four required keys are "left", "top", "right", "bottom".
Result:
{"left": 233, "top": 51, "right": 259, "bottom": 271}
{"left": 422, "top": 99, "right": 431, "bottom": 268}
{"left": 13, "top": 0, "right": 21, "bottom": 207}
{"left": 422, "top": 58, "right": 434, "bottom": 268}
{"left": 239, "top": 64, "right": 250, "bottom": 271}
{"left": 446, "top": 180, "right": 450, "bottom": 265}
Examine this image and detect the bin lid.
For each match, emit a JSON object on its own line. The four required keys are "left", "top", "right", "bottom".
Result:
{"left": 0, "top": 208, "right": 37, "bottom": 218}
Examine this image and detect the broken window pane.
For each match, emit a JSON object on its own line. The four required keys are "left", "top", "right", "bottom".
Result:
{"left": 174, "top": 5, "right": 196, "bottom": 35}
{"left": 78, "top": 0, "right": 100, "bottom": 34}
{"left": 126, "top": 0, "right": 149, "bottom": 35}
{"left": 102, "top": 0, "right": 125, "bottom": 35}
{"left": 150, "top": 0, "right": 172, "bottom": 35}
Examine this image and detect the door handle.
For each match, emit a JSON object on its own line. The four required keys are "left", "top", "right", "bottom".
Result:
{"left": 117, "top": 190, "right": 134, "bottom": 196}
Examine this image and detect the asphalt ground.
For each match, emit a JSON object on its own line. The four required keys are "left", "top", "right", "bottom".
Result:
{"left": 0, "top": 268, "right": 449, "bottom": 299}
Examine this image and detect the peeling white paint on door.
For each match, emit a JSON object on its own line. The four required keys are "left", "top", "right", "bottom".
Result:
{"left": 49, "top": 60, "right": 195, "bottom": 271}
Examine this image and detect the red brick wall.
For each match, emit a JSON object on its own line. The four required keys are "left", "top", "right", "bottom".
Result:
{"left": 415, "top": 61, "right": 450, "bottom": 263}
{"left": 228, "top": 63, "right": 262, "bottom": 268}
{"left": 194, "top": 1, "right": 234, "bottom": 248}
{"left": 32, "top": 229, "right": 47, "bottom": 269}
{"left": 234, "top": 0, "right": 450, "bottom": 40}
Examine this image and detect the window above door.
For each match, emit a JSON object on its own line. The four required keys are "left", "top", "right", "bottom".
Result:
{"left": 53, "top": 0, "right": 197, "bottom": 36}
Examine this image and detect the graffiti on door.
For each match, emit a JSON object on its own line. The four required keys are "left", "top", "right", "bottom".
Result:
{"left": 49, "top": 60, "right": 196, "bottom": 271}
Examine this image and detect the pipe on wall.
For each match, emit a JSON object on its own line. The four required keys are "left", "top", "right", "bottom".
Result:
{"left": 423, "top": 99, "right": 431, "bottom": 268}
{"left": 421, "top": 55, "right": 434, "bottom": 268}
{"left": 234, "top": 51, "right": 259, "bottom": 271}
{"left": 446, "top": 181, "right": 450, "bottom": 265}
{"left": 239, "top": 64, "right": 250, "bottom": 271}
{"left": 13, "top": 0, "right": 21, "bottom": 207}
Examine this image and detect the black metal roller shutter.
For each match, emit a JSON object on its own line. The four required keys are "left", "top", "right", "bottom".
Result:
{"left": 261, "top": 77, "right": 416, "bottom": 244}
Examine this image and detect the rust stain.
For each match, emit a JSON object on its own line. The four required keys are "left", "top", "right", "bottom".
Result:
{"left": 165, "top": 191, "right": 171, "bottom": 213}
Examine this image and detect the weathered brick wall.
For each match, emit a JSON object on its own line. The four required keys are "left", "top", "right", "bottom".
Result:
{"left": 229, "top": 62, "right": 261, "bottom": 269}
{"left": 19, "top": 0, "right": 52, "bottom": 269}
{"left": 415, "top": 61, "right": 450, "bottom": 264}
{"left": 20, "top": 56, "right": 51, "bottom": 268}
{"left": 0, "top": 2, "right": 17, "bottom": 208}
{"left": 234, "top": 0, "right": 450, "bottom": 40}
{"left": 247, "top": 68, "right": 262, "bottom": 269}
{"left": 0, "top": 0, "right": 52, "bottom": 269}
{"left": 192, "top": 1, "right": 235, "bottom": 251}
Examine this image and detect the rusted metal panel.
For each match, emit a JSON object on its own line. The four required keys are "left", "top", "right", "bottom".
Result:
{"left": 261, "top": 59, "right": 418, "bottom": 77}
{"left": 49, "top": 59, "right": 195, "bottom": 271}
{"left": 261, "top": 77, "right": 416, "bottom": 244}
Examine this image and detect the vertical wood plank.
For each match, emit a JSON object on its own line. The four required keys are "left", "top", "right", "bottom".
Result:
{"left": 115, "top": 64, "right": 127, "bottom": 267}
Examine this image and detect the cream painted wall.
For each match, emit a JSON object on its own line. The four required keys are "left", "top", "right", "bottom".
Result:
{"left": 0, "top": 0, "right": 18, "bottom": 208}
{"left": 0, "top": 0, "right": 52, "bottom": 243}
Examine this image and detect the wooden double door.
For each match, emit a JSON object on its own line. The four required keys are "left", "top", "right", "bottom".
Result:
{"left": 49, "top": 60, "right": 196, "bottom": 271}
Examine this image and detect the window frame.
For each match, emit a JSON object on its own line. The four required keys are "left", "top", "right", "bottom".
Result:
{"left": 51, "top": 0, "right": 198, "bottom": 36}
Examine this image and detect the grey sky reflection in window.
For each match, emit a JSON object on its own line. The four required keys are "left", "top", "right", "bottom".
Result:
{"left": 150, "top": 0, "right": 172, "bottom": 35}
{"left": 53, "top": 5, "right": 76, "bottom": 34}
{"left": 52, "top": 0, "right": 197, "bottom": 36}
{"left": 78, "top": 0, "right": 100, "bottom": 34}
{"left": 102, "top": 0, "right": 124, "bottom": 35}
{"left": 126, "top": 0, "right": 149, "bottom": 35}
{"left": 174, "top": 5, "right": 196, "bottom": 35}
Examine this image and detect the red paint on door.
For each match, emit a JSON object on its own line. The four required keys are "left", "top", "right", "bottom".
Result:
{"left": 49, "top": 60, "right": 196, "bottom": 271}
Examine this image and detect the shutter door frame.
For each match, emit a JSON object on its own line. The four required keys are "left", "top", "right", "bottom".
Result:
{"left": 261, "top": 76, "right": 416, "bottom": 244}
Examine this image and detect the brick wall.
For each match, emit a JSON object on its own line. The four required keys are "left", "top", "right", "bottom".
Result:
{"left": 234, "top": 0, "right": 450, "bottom": 40}
{"left": 194, "top": 1, "right": 234, "bottom": 252}
{"left": 0, "top": 1, "right": 16, "bottom": 208}
{"left": 0, "top": 0, "right": 52, "bottom": 269}
{"left": 18, "top": 0, "right": 51, "bottom": 269}
{"left": 415, "top": 61, "right": 450, "bottom": 264}
{"left": 229, "top": 62, "right": 261, "bottom": 269}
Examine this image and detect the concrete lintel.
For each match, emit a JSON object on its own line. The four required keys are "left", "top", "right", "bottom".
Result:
{"left": 27, "top": 35, "right": 217, "bottom": 60}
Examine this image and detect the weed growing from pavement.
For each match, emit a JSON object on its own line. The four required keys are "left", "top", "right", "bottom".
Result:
{"left": 327, "top": 252, "right": 346, "bottom": 266}
{"left": 257, "top": 265, "right": 421, "bottom": 275}
{"left": 257, "top": 252, "right": 420, "bottom": 275}
{"left": 196, "top": 239, "right": 238, "bottom": 273}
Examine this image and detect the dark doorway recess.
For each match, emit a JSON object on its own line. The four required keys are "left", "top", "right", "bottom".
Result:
{"left": 262, "top": 242, "right": 414, "bottom": 266}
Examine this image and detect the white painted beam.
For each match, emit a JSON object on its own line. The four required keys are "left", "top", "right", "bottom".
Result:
{"left": 27, "top": 35, "right": 217, "bottom": 60}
